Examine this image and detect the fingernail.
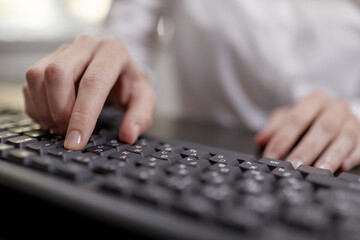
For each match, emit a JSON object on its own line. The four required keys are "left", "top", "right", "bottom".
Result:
{"left": 318, "top": 162, "right": 331, "bottom": 171}
{"left": 65, "top": 130, "right": 82, "bottom": 149}
{"left": 290, "top": 159, "right": 303, "bottom": 169}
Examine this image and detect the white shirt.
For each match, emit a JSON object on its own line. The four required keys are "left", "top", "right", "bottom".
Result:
{"left": 105, "top": 0, "right": 360, "bottom": 131}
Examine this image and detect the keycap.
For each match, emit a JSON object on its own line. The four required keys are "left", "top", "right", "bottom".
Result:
{"left": 89, "top": 135, "right": 107, "bottom": 145}
{"left": 174, "top": 195, "right": 216, "bottom": 219}
{"left": 258, "top": 158, "right": 294, "bottom": 170}
{"left": 166, "top": 164, "right": 197, "bottom": 177}
{"left": 297, "top": 165, "right": 332, "bottom": 177}
{"left": 201, "top": 184, "right": 233, "bottom": 204}
{"left": 209, "top": 154, "right": 238, "bottom": 166}
{"left": 136, "top": 157, "right": 169, "bottom": 169}
{"left": 105, "top": 139, "right": 129, "bottom": 151}
{"left": 201, "top": 171, "right": 233, "bottom": 185}
{"left": 272, "top": 167, "right": 302, "bottom": 179}
{"left": 26, "top": 141, "right": 56, "bottom": 155}
{"left": 178, "top": 157, "right": 210, "bottom": 170}
{"left": 8, "top": 126, "right": 34, "bottom": 134}
{"left": 6, "top": 136, "right": 38, "bottom": 149}
{"left": 236, "top": 178, "right": 273, "bottom": 195}
{"left": 208, "top": 163, "right": 241, "bottom": 176}
{"left": 151, "top": 151, "right": 181, "bottom": 164}
{"left": 277, "top": 187, "right": 312, "bottom": 206}
{"left": 47, "top": 147, "right": 82, "bottom": 162}
{"left": 338, "top": 172, "right": 360, "bottom": 184}
{"left": 239, "top": 161, "right": 270, "bottom": 172}
{"left": 94, "top": 159, "right": 130, "bottom": 174}
{"left": 181, "top": 149, "right": 209, "bottom": 159}
{"left": 126, "top": 145, "right": 155, "bottom": 157}
{"left": 126, "top": 167, "right": 160, "bottom": 183}
{"left": 109, "top": 151, "right": 141, "bottom": 163}
{"left": 24, "top": 130, "right": 48, "bottom": 139}
{"left": 29, "top": 155, "right": 60, "bottom": 172}
{"left": 0, "top": 143, "right": 15, "bottom": 158}
{"left": 219, "top": 207, "right": 262, "bottom": 231}
{"left": 133, "top": 185, "right": 174, "bottom": 208}
{"left": 0, "top": 122, "right": 16, "bottom": 131}
{"left": 55, "top": 163, "right": 92, "bottom": 183}
{"left": 100, "top": 176, "right": 137, "bottom": 196}
{"left": 86, "top": 145, "right": 117, "bottom": 157}
{"left": 243, "top": 194, "right": 278, "bottom": 216}
{"left": 283, "top": 204, "right": 329, "bottom": 231}
{"left": 7, "top": 149, "right": 36, "bottom": 165}
{"left": 135, "top": 138, "right": 158, "bottom": 147}
{"left": 306, "top": 174, "right": 347, "bottom": 189}
{"left": 161, "top": 175, "right": 197, "bottom": 194}
{"left": 278, "top": 178, "right": 313, "bottom": 193}
{"left": 0, "top": 131, "right": 19, "bottom": 143}
{"left": 155, "top": 143, "right": 183, "bottom": 153}
{"left": 71, "top": 152, "right": 101, "bottom": 168}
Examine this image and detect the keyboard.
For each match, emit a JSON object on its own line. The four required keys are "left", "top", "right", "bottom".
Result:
{"left": 1, "top": 107, "right": 360, "bottom": 240}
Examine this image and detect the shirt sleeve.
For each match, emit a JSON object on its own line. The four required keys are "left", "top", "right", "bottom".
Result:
{"left": 103, "top": 0, "right": 164, "bottom": 82}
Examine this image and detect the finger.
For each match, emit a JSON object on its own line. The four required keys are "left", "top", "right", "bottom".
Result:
{"left": 119, "top": 75, "right": 156, "bottom": 144}
{"left": 286, "top": 100, "right": 349, "bottom": 168}
{"left": 25, "top": 44, "right": 69, "bottom": 130}
{"left": 255, "top": 107, "right": 289, "bottom": 149}
{"left": 44, "top": 34, "right": 98, "bottom": 131}
{"left": 342, "top": 136, "right": 360, "bottom": 171}
{"left": 64, "top": 37, "right": 128, "bottom": 150}
{"left": 23, "top": 84, "right": 40, "bottom": 122}
{"left": 314, "top": 117, "right": 357, "bottom": 172}
{"left": 263, "top": 94, "right": 326, "bottom": 160}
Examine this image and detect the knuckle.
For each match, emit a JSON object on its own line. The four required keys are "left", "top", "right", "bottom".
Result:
{"left": 81, "top": 72, "right": 106, "bottom": 89}
{"left": 71, "top": 109, "right": 91, "bottom": 125}
{"left": 44, "top": 62, "right": 65, "bottom": 84}
{"left": 26, "top": 67, "right": 43, "bottom": 84}
{"left": 57, "top": 43, "right": 70, "bottom": 51}
{"left": 318, "top": 118, "right": 337, "bottom": 134}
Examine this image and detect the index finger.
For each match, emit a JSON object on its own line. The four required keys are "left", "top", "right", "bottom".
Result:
{"left": 64, "top": 37, "right": 129, "bottom": 150}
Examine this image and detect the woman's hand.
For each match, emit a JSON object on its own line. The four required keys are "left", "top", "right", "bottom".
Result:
{"left": 23, "top": 34, "right": 156, "bottom": 150}
{"left": 255, "top": 92, "right": 360, "bottom": 172}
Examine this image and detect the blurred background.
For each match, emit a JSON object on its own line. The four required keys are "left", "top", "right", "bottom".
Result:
{"left": 0, "top": 0, "right": 181, "bottom": 119}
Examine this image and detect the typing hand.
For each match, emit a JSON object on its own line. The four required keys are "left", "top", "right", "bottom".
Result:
{"left": 255, "top": 92, "right": 360, "bottom": 172}
{"left": 23, "top": 35, "right": 156, "bottom": 150}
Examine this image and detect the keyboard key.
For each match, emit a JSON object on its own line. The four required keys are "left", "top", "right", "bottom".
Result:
{"left": 55, "top": 163, "right": 92, "bottom": 183}
{"left": 297, "top": 165, "right": 332, "bottom": 177}
{"left": 166, "top": 164, "right": 197, "bottom": 177}
{"left": 0, "top": 131, "right": 19, "bottom": 143}
{"left": 109, "top": 151, "right": 141, "bottom": 163}
{"left": 155, "top": 143, "right": 183, "bottom": 153}
{"left": 258, "top": 158, "right": 294, "bottom": 170}
{"left": 136, "top": 157, "right": 169, "bottom": 169}
{"left": 174, "top": 195, "right": 216, "bottom": 219}
{"left": 243, "top": 194, "right": 278, "bottom": 216}
{"left": 126, "top": 167, "right": 160, "bottom": 183}
{"left": 306, "top": 174, "right": 348, "bottom": 189}
{"left": 219, "top": 207, "right": 262, "bottom": 231}
{"left": 26, "top": 141, "right": 56, "bottom": 155}
{"left": 181, "top": 149, "right": 209, "bottom": 159}
{"left": 86, "top": 145, "right": 117, "bottom": 157}
{"left": 105, "top": 139, "right": 129, "bottom": 151}
{"left": 0, "top": 122, "right": 16, "bottom": 131}
{"left": 89, "top": 135, "right": 107, "bottom": 145}
{"left": 24, "top": 130, "right": 48, "bottom": 139}
{"left": 201, "top": 171, "right": 233, "bottom": 185}
{"left": 201, "top": 184, "right": 233, "bottom": 204}
{"left": 239, "top": 161, "right": 270, "bottom": 172}
{"left": 135, "top": 138, "right": 158, "bottom": 147}
{"left": 0, "top": 143, "right": 15, "bottom": 158}
{"left": 338, "top": 172, "right": 360, "bottom": 184}
{"left": 161, "top": 175, "right": 197, "bottom": 194}
{"left": 29, "top": 155, "right": 60, "bottom": 172}
{"left": 272, "top": 167, "right": 302, "bottom": 179}
{"left": 7, "top": 149, "right": 36, "bottom": 165}
{"left": 133, "top": 185, "right": 175, "bottom": 208}
{"left": 8, "top": 125, "right": 35, "bottom": 134}
{"left": 100, "top": 176, "right": 137, "bottom": 196}
{"left": 71, "top": 152, "right": 101, "bottom": 168}
{"left": 6, "top": 136, "right": 38, "bottom": 149}
{"left": 283, "top": 204, "right": 329, "bottom": 231}
{"left": 209, "top": 155, "right": 238, "bottom": 166}
{"left": 94, "top": 159, "right": 130, "bottom": 174}
{"left": 151, "top": 151, "right": 181, "bottom": 164}
{"left": 178, "top": 157, "right": 210, "bottom": 170}
{"left": 47, "top": 147, "right": 82, "bottom": 162}
{"left": 126, "top": 145, "right": 155, "bottom": 157}
{"left": 208, "top": 163, "right": 241, "bottom": 176}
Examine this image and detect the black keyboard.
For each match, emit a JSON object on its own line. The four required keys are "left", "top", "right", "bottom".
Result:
{"left": 1, "top": 108, "right": 360, "bottom": 240}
